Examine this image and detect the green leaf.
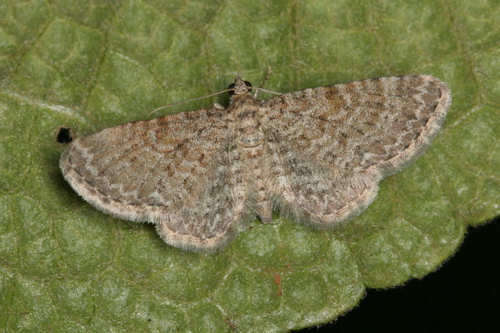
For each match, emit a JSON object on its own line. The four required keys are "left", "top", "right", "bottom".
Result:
{"left": 0, "top": 0, "right": 498, "bottom": 331}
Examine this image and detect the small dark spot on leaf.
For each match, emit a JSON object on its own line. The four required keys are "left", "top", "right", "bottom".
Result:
{"left": 57, "top": 127, "right": 73, "bottom": 143}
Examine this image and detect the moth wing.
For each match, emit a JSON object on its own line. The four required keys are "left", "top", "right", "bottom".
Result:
{"left": 263, "top": 75, "right": 451, "bottom": 226}
{"left": 60, "top": 108, "right": 246, "bottom": 251}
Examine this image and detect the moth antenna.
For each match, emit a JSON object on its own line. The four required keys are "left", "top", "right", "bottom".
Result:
{"left": 149, "top": 88, "right": 233, "bottom": 116}
{"left": 254, "top": 87, "right": 282, "bottom": 96}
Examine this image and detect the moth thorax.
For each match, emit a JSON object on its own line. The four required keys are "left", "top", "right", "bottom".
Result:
{"left": 236, "top": 115, "right": 264, "bottom": 148}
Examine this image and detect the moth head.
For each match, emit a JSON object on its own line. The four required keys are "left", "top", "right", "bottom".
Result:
{"left": 227, "top": 77, "right": 252, "bottom": 96}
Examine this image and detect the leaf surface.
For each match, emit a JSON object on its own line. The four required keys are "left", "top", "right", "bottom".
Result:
{"left": 0, "top": 0, "right": 498, "bottom": 331}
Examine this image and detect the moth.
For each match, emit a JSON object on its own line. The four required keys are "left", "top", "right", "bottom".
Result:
{"left": 60, "top": 75, "right": 451, "bottom": 252}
